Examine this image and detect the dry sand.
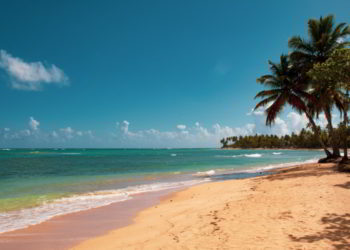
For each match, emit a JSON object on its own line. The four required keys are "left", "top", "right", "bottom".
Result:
{"left": 73, "top": 163, "right": 350, "bottom": 250}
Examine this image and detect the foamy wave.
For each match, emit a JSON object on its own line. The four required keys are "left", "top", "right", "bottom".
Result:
{"left": 29, "top": 151, "right": 41, "bottom": 154}
{"left": 1, "top": 148, "right": 11, "bottom": 151}
{"left": 244, "top": 153, "right": 262, "bottom": 158}
{"left": 171, "top": 153, "right": 177, "bottom": 157}
{"left": 193, "top": 170, "right": 216, "bottom": 177}
{"left": 215, "top": 154, "right": 262, "bottom": 158}
{"left": 272, "top": 152, "right": 282, "bottom": 155}
{"left": 215, "top": 155, "right": 238, "bottom": 158}
{"left": 242, "top": 158, "right": 319, "bottom": 173}
{"left": 0, "top": 179, "right": 209, "bottom": 234}
{"left": 202, "top": 157, "right": 320, "bottom": 180}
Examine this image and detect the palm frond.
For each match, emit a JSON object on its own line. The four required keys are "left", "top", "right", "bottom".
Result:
{"left": 254, "top": 89, "right": 282, "bottom": 99}
{"left": 265, "top": 95, "right": 287, "bottom": 126}
{"left": 254, "top": 94, "right": 279, "bottom": 110}
{"left": 287, "top": 93, "right": 307, "bottom": 113}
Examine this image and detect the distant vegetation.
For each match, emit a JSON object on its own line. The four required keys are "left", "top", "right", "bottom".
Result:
{"left": 221, "top": 15, "right": 350, "bottom": 164}
{"left": 221, "top": 127, "right": 350, "bottom": 149}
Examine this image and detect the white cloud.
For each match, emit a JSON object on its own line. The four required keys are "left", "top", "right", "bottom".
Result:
{"left": 176, "top": 124, "right": 186, "bottom": 130}
{"left": 0, "top": 50, "right": 68, "bottom": 91}
{"left": 0, "top": 121, "right": 95, "bottom": 147}
{"left": 10, "top": 129, "right": 31, "bottom": 139}
{"left": 29, "top": 117, "right": 40, "bottom": 131}
{"left": 272, "top": 117, "right": 289, "bottom": 135}
{"left": 52, "top": 127, "right": 94, "bottom": 142}
{"left": 118, "top": 120, "right": 142, "bottom": 138}
{"left": 286, "top": 112, "right": 309, "bottom": 133}
{"left": 52, "top": 131, "right": 58, "bottom": 138}
{"left": 248, "top": 106, "right": 289, "bottom": 136}
{"left": 60, "top": 127, "right": 74, "bottom": 139}
{"left": 115, "top": 120, "right": 258, "bottom": 147}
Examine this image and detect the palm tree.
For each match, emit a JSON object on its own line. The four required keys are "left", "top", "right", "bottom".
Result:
{"left": 254, "top": 55, "right": 332, "bottom": 157}
{"left": 288, "top": 14, "right": 350, "bottom": 157}
{"left": 307, "top": 82, "right": 347, "bottom": 157}
{"left": 308, "top": 48, "right": 350, "bottom": 160}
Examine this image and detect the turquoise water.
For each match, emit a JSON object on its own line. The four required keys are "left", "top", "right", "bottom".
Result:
{"left": 0, "top": 148, "right": 323, "bottom": 233}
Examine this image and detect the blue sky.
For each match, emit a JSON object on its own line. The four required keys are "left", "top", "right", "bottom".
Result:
{"left": 0, "top": 0, "right": 349, "bottom": 148}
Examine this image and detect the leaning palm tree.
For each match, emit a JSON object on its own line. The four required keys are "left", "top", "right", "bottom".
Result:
{"left": 307, "top": 82, "right": 347, "bottom": 157}
{"left": 308, "top": 48, "right": 350, "bottom": 160}
{"left": 254, "top": 55, "right": 332, "bottom": 157}
{"left": 288, "top": 14, "right": 350, "bottom": 157}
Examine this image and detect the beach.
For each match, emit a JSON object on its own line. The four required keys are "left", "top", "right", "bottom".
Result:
{"left": 2, "top": 3, "right": 350, "bottom": 250}
{"left": 1, "top": 149, "right": 348, "bottom": 249}
{"left": 73, "top": 162, "right": 350, "bottom": 249}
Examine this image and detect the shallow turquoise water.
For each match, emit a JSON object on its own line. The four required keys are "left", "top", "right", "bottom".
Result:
{"left": 0, "top": 148, "right": 323, "bottom": 233}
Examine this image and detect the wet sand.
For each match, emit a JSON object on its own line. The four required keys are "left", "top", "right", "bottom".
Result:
{"left": 0, "top": 189, "right": 178, "bottom": 250}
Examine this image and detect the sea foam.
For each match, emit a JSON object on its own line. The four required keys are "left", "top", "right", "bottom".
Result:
{"left": 244, "top": 153, "right": 262, "bottom": 158}
{"left": 215, "top": 153, "right": 262, "bottom": 158}
{"left": 0, "top": 179, "right": 209, "bottom": 234}
{"left": 193, "top": 170, "right": 216, "bottom": 177}
{"left": 241, "top": 158, "right": 319, "bottom": 173}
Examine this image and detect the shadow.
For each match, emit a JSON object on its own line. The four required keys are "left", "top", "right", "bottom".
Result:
{"left": 335, "top": 181, "right": 350, "bottom": 189}
{"left": 289, "top": 213, "right": 350, "bottom": 249}
{"left": 210, "top": 171, "right": 270, "bottom": 182}
{"left": 264, "top": 165, "right": 340, "bottom": 181}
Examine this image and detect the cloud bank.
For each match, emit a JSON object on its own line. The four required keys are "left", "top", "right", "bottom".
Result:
{"left": 0, "top": 107, "right": 341, "bottom": 148}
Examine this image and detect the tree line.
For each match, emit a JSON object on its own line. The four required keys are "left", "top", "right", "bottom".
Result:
{"left": 220, "top": 127, "right": 350, "bottom": 149}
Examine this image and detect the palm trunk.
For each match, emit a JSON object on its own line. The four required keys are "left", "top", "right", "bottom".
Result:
{"left": 305, "top": 112, "right": 332, "bottom": 158}
{"left": 343, "top": 108, "right": 348, "bottom": 161}
{"left": 324, "top": 109, "right": 340, "bottom": 157}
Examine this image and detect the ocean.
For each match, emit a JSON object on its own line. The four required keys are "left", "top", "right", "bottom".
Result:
{"left": 0, "top": 148, "right": 323, "bottom": 233}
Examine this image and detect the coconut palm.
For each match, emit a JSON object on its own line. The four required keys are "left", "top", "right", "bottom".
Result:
{"left": 289, "top": 15, "right": 350, "bottom": 65}
{"left": 307, "top": 82, "right": 348, "bottom": 157}
{"left": 308, "top": 48, "right": 350, "bottom": 160}
{"left": 288, "top": 14, "right": 350, "bottom": 157}
{"left": 254, "top": 55, "right": 332, "bottom": 157}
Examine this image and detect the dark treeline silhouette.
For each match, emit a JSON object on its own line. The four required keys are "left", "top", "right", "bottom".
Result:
{"left": 220, "top": 127, "right": 350, "bottom": 149}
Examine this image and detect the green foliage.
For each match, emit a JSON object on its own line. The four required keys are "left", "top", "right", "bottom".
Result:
{"left": 288, "top": 15, "right": 350, "bottom": 65}
{"left": 308, "top": 48, "right": 350, "bottom": 91}
{"left": 253, "top": 14, "right": 350, "bottom": 158}
{"left": 254, "top": 55, "right": 311, "bottom": 126}
{"left": 220, "top": 126, "right": 350, "bottom": 149}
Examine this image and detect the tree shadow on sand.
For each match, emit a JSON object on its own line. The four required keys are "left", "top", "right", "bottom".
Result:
{"left": 334, "top": 181, "right": 350, "bottom": 189}
{"left": 263, "top": 165, "right": 342, "bottom": 181}
{"left": 289, "top": 213, "right": 350, "bottom": 249}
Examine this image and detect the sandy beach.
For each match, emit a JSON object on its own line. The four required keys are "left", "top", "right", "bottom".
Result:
{"left": 73, "top": 163, "right": 350, "bottom": 249}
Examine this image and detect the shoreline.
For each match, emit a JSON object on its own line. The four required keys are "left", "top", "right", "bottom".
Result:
{"left": 222, "top": 147, "right": 324, "bottom": 151}
{"left": 0, "top": 189, "right": 181, "bottom": 250}
{"left": 73, "top": 162, "right": 350, "bottom": 249}
{"left": 0, "top": 151, "right": 322, "bottom": 236}
{"left": 1, "top": 159, "right": 347, "bottom": 249}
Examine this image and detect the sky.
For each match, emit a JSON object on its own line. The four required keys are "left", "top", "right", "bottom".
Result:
{"left": 0, "top": 0, "right": 349, "bottom": 148}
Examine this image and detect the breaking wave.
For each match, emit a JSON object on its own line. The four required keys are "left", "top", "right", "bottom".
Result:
{"left": 0, "top": 179, "right": 209, "bottom": 234}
